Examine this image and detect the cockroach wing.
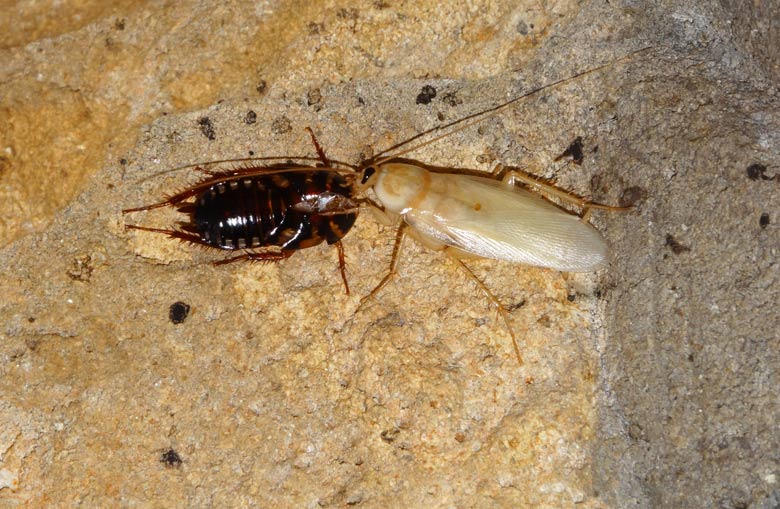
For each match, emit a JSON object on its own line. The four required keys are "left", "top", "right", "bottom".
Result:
{"left": 404, "top": 174, "right": 607, "bottom": 272}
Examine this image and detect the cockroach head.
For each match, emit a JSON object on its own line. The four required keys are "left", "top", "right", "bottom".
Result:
{"left": 357, "top": 166, "right": 378, "bottom": 190}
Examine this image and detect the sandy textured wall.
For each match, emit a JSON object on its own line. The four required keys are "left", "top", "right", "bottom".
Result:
{"left": 1, "top": 1, "right": 778, "bottom": 507}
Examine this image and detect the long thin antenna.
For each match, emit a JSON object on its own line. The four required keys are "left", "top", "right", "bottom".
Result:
{"left": 370, "top": 46, "right": 653, "bottom": 166}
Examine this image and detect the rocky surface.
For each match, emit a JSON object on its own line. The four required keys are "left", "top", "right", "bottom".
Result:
{"left": 1, "top": 1, "right": 778, "bottom": 507}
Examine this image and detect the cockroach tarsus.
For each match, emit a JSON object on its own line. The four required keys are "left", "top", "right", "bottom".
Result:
{"left": 123, "top": 47, "right": 652, "bottom": 365}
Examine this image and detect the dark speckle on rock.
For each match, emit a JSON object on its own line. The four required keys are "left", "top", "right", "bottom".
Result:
{"left": 554, "top": 136, "right": 584, "bottom": 165}
{"left": 380, "top": 427, "right": 400, "bottom": 443}
{"left": 307, "top": 22, "right": 323, "bottom": 35}
{"left": 746, "top": 163, "right": 774, "bottom": 181}
{"left": 665, "top": 234, "right": 691, "bottom": 254}
{"left": 271, "top": 116, "right": 292, "bottom": 134}
{"left": 169, "top": 302, "right": 191, "bottom": 324}
{"left": 160, "top": 448, "right": 183, "bottom": 468}
{"left": 198, "top": 117, "right": 216, "bottom": 140}
{"left": 307, "top": 88, "right": 322, "bottom": 109}
{"left": 337, "top": 8, "right": 358, "bottom": 20}
{"left": 516, "top": 20, "right": 529, "bottom": 35}
{"left": 416, "top": 85, "right": 437, "bottom": 105}
{"left": 67, "top": 255, "right": 94, "bottom": 282}
{"left": 620, "top": 186, "right": 647, "bottom": 207}
{"left": 441, "top": 91, "right": 462, "bottom": 106}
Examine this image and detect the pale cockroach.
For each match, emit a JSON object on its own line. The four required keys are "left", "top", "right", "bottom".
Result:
{"left": 344, "top": 47, "right": 651, "bottom": 364}
{"left": 352, "top": 162, "right": 620, "bottom": 365}
{"left": 124, "top": 47, "right": 651, "bottom": 364}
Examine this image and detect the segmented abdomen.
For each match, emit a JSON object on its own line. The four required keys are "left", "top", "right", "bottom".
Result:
{"left": 192, "top": 177, "right": 280, "bottom": 249}
{"left": 188, "top": 172, "right": 357, "bottom": 251}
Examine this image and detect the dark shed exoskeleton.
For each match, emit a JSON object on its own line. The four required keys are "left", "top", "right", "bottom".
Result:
{"left": 186, "top": 170, "right": 357, "bottom": 251}
{"left": 123, "top": 166, "right": 359, "bottom": 294}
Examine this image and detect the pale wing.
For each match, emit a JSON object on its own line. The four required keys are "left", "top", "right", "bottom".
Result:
{"left": 404, "top": 174, "right": 607, "bottom": 271}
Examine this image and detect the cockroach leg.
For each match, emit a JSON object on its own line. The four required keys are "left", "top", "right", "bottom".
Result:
{"left": 581, "top": 207, "right": 594, "bottom": 223}
{"left": 451, "top": 257, "right": 523, "bottom": 366}
{"left": 365, "top": 203, "right": 397, "bottom": 227}
{"left": 499, "top": 167, "right": 630, "bottom": 217}
{"left": 122, "top": 185, "right": 203, "bottom": 213}
{"left": 305, "top": 127, "right": 331, "bottom": 167}
{"left": 318, "top": 207, "right": 362, "bottom": 217}
{"left": 489, "top": 162, "right": 507, "bottom": 179}
{"left": 213, "top": 249, "right": 295, "bottom": 265}
{"left": 334, "top": 240, "right": 350, "bottom": 295}
{"left": 125, "top": 224, "right": 208, "bottom": 246}
{"left": 358, "top": 223, "right": 408, "bottom": 310}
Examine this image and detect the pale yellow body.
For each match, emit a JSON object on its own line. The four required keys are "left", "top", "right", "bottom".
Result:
{"left": 366, "top": 163, "right": 607, "bottom": 272}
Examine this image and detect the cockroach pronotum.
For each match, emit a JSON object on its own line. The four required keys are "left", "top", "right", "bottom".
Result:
{"left": 123, "top": 47, "right": 652, "bottom": 364}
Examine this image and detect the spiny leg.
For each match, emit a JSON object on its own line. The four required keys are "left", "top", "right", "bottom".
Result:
{"left": 305, "top": 127, "right": 331, "bottom": 166}
{"left": 318, "top": 198, "right": 384, "bottom": 219}
{"left": 500, "top": 167, "right": 630, "bottom": 219}
{"left": 489, "top": 162, "right": 507, "bottom": 179}
{"left": 123, "top": 186, "right": 206, "bottom": 214}
{"left": 334, "top": 240, "right": 350, "bottom": 296}
{"left": 125, "top": 224, "right": 210, "bottom": 247}
{"left": 358, "top": 223, "right": 408, "bottom": 310}
{"left": 451, "top": 257, "right": 523, "bottom": 366}
{"left": 492, "top": 163, "right": 628, "bottom": 220}
{"left": 213, "top": 249, "right": 294, "bottom": 265}
{"left": 123, "top": 199, "right": 182, "bottom": 214}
